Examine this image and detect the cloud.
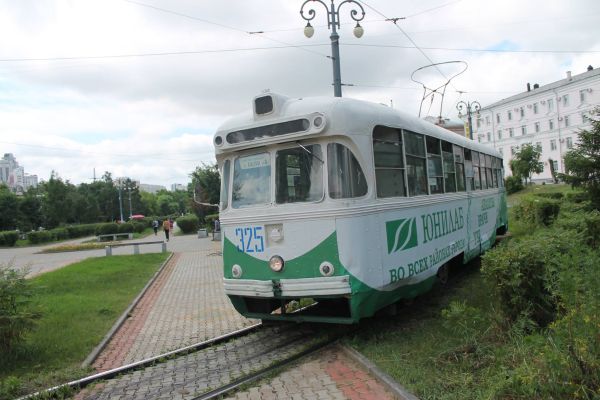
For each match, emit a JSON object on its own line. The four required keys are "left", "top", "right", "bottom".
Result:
{"left": 0, "top": 0, "right": 599, "bottom": 187}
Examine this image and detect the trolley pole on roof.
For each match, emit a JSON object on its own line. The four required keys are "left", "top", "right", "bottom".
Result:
{"left": 300, "top": 0, "right": 365, "bottom": 97}
{"left": 456, "top": 100, "right": 481, "bottom": 140}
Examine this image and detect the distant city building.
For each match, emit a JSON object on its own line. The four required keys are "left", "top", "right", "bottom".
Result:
{"left": 171, "top": 183, "right": 186, "bottom": 191}
{"left": 139, "top": 183, "right": 166, "bottom": 194}
{"left": 424, "top": 116, "right": 467, "bottom": 137}
{"left": 0, "top": 153, "right": 37, "bottom": 193}
{"left": 472, "top": 66, "right": 600, "bottom": 182}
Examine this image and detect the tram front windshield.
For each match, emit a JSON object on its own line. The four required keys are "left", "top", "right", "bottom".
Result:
{"left": 232, "top": 145, "right": 324, "bottom": 208}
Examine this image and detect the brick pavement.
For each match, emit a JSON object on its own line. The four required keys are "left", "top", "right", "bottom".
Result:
{"left": 225, "top": 347, "right": 395, "bottom": 400}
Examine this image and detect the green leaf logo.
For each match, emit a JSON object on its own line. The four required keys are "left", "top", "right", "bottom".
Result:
{"left": 386, "top": 218, "right": 418, "bottom": 254}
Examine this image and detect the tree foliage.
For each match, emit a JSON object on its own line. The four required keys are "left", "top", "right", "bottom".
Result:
{"left": 510, "top": 143, "right": 543, "bottom": 185}
{"left": 560, "top": 109, "right": 600, "bottom": 209}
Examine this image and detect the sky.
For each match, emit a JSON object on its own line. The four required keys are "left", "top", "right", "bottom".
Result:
{"left": 1, "top": 0, "right": 599, "bottom": 188}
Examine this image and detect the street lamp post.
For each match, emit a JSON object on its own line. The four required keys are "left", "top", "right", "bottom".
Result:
{"left": 456, "top": 100, "right": 481, "bottom": 140}
{"left": 300, "top": 0, "right": 365, "bottom": 97}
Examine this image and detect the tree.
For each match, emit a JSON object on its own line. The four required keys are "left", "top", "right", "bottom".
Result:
{"left": 560, "top": 109, "right": 600, "bottom": 209}
{"left": 510, "top": 143, "right": 543, "bottom": 185}
{"left": 190, "top": 163, "right": 221, "bottom": 220}
{"left": 0, "top": 185, "right": 19, "bottom": 231}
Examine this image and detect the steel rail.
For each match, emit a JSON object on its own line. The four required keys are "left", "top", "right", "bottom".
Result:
{"left": 20, "top": 322, "right": 263, "bottom": 399}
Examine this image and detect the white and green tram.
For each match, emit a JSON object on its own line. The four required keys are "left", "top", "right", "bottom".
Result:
{"left": 214, "top": 92, "right": 507, "bottom": 324}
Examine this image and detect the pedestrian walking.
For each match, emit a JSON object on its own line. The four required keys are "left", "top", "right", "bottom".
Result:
{"left": 152, "top": 219, "right": 159, "bottom": 235}
{"left": 162, "top": 219, "right": 171, "bottom": 241}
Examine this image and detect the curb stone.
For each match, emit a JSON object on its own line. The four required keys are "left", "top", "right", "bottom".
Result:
{"left": 339, "top": 344, "right": 420, "bottom": 400}
{"left": 81, "top": 252, "right": 174, "bottom": 367}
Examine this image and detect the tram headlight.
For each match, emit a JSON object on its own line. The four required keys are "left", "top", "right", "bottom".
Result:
{"left": 232, "top": 264, "right": 242, "bottom": 278}
{"left": 269, "top": 255, "right": 285, "bottom": 272}
{"left": 319, "top": 261, "right": 334, "bottom": 277}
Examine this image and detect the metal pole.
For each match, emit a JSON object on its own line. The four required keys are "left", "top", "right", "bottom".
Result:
{"left": 118, "top": 185, "right": 124, "bottom": 222}
{"left": 128, "top": 186, "right": 133, "bottom": 218}
{"left": 329, "top": 5, "right": 342, "bottom": 97}
{"left": 467, "top": 105, "right": 473, "bottom": 140}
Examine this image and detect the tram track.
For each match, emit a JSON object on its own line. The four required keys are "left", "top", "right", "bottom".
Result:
{"left": 25, "top": 322, "right": 346, "bottom": 400}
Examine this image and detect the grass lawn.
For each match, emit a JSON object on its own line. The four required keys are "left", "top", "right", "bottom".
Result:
{"left": 347, "top": 184, "right": 581, "bottom": 399}
{"left": 0, "top": 252, "right": 170, "bottom": 396}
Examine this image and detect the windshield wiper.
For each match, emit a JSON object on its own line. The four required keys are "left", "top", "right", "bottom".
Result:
{"left": 296, "top": 142, "right": 324, "bottom": 164}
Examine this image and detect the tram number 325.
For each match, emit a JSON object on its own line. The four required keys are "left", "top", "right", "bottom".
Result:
{"left": 234, "top": 227, "right": 265, "bottom": 253}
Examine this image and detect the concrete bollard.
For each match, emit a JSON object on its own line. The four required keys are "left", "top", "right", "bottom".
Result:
{"left": 105, "top": 246, "right": 112, "bottom": 256}
{"left": 134, "top": 244, "right": 139, "bottom": 255}
{"left": 162, "top": 242, "right": 167, "bottom": 253}
{"left": 197, "top": 229, "right": 208, "bottom": 238}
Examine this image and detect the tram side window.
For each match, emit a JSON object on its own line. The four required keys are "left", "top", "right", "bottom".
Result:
{"left": 327, "top": 143, "right": 368, "bottom": 199}
{"left": 426, "top": 136, "right": 443, "bottom": 194}
{"left": 403, "top": 130, "right": 428, "bottom": 196}
{"left": 275, "top": 145, "right": 324, "bottom": 204}
{"left": 232, "top": 153, "right": 271, "bottom": 208}
{"left": 373, "top": 126, "right": 406, "bottom": 198}
{"left": 220, "top": 160, "right": 230, "bottom": 210}
{"left": 485, "top": 155, "right": 494, "bottom": 188}
{"left": 472, "top": 151, "right": 482, "bottom": 190}
{"left": 491, "top": 157, "right": 499, "bottom": 188}
{"left": 442, "top": 141, "right": 456, "bottom": 193}
{"left": 453, "top": 145, "right": 466, "bottom": 192}
{"left": 464, "top": 148, "right": 474, "bottom": 191}
{"left": 480, "top": 153, "right": 489, "bottom": 189}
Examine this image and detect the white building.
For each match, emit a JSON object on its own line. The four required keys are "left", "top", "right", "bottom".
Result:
{"left": 171, "top": 183, "right": 185, "bottom": 191}
{"left": 473, "top": 66, "right": 600, "bottom": 182}
{"left": 139, "top": 183, "right": 166, "bottom": 194}
{"left": 24, "top": 174, "right": 38, "bottom": 190}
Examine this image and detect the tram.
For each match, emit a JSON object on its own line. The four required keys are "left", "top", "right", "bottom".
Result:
{"left": 214, "top": 92, "right": 507, "bottom": 324}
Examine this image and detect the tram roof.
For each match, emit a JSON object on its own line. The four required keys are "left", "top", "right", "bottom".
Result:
{"left": 214, "top": 94, "right": 501, "bottom": 158}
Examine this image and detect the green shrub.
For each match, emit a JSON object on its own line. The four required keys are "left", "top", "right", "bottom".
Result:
{"left": 176, "top": 214, "right": 199, "bottom": 234}
{"left": 556, "top": 210, "right": 600, "bottom": 248}
{"left": 0, "top": 376, "right": 21, "bottom": 400}
{"left": 117, "top": 222, "right": 134, "bottom": 234}
{"left": 565, "top": 190, "right": 589, "bottom": 204}
{"left": 481, "top": 229, "right": 573, "bottom": 327}
{"left": 65, "top": 224, "right": 97, "bottom": 239}
{"left": 27, "top": 231, "right": 53, "bottom": 244}
{"left": 95, "top": 223, "right": 119, "bottom": 236}
{"left": 505, "top": 176, "right": 524, "bottom": 194}
{"left": 513, "top": 195, "right": 560, "bottom": 226}
{"left": 131, "top": 221, "right": 146, "bottom": 233}
{"left": 0, "top": 264, "right": 40, "bottom": 353}
{"left": 51, "top": 228, "right": 68, "bottom": 241}
{"left": 0, "top": 232, "right": 18, "bottom": 247}
{"left": 533, "top": 191, "right": 564, "bottom": 200}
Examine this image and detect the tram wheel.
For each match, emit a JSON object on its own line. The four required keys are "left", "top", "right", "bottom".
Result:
{"left": 436, "top": 263, "right": 449, "bottom": 285}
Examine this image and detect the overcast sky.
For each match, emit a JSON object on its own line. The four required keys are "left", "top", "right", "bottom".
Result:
{"left": 1, "top": 0, "right": 599, "bottom": 188}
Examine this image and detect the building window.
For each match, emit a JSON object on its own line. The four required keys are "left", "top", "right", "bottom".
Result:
{"left": 509, "top": 128, "right": 514, "bottom": 137}
{"left": 563, "top": 94, "right": 569, "bottom": 106}
{"left": 520, "top": 107, "right": 525, "bottom": 118}
{"left": 553, "top": 160, "right": 558, "bottom": 172}
{"left": 508, "top": 110, "right": 512, "bottom": 121}
{"left": 566, "top": 137, "right": 573, "bottom": 149}
{"left": 487, "top": 132, "right": 491, "bottom": 142}
{"left": 549, "top": 119, "right": 554, "bottom": 130}
{"left": 548, "top": 98, "right": 554, "bottom": 111}
{"left": 510, "top": 146, "right": 516, "bottom": 156}
{"left": 476, "top": 119, "right": 481, "bottom": 128}
{"left": 499, "top": 147, "right": 503, "bottom": 156}
{"left": 550, "top": 139, "right": 557, "bottom": 151}
{"left": 533, "top": 103, "right": 539, "bottom": 114}
{"left": 535, "top": 142, "right": 542, "bottom": 151}
{"left": 521, "top": 125, "right": 527, "bottom": 135}
{"left": 564, "top": 115, "right": 570, "bottom": 127}
{"left": 582, "top": 113, "right": 589, "bottom": 124}
{"left": 485, "top": 116, "right": 490, "bottom": 126}
{"left": 497, "top": 130, "right": 502, "bottom": 140}
{"left": 496, "top": 113, "right": 500, "bottom": 123}
{"left": 535, "top": 122, "right": 540, "bottom": 133}
{"left": 580, "top": 90, "right": 586, "bottom": 103}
